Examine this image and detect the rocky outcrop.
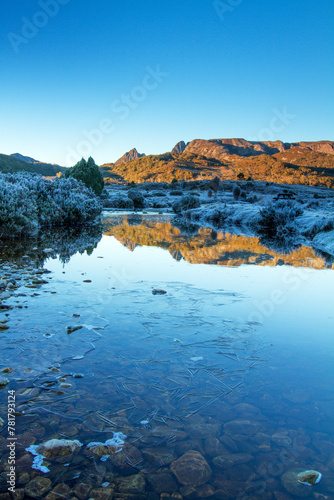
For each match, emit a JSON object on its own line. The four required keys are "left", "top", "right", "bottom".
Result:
{"left": 115, "top": 148, "right": 145, "bottom": 165}
{"left": 184, "top": 138, "right": 334, "bottom": 161}
{"left": 172, "top": 141, "right": 187, "bottom": 153}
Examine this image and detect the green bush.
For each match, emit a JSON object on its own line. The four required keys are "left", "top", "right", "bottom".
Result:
{"left": 64, "top": 157, "right": 104, "bottom": 195}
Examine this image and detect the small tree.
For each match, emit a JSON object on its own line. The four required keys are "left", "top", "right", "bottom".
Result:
{"left": 65, "top": 157, "right": 104, "bottom": 195}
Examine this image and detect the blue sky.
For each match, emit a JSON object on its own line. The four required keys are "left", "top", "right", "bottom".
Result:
{"left": 1, "top": 0, "right": 333, "bottom": 166}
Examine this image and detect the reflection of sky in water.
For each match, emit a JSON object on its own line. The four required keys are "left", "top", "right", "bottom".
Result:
{"left": 44, "top": 234, "right": 334, "bottom": 344}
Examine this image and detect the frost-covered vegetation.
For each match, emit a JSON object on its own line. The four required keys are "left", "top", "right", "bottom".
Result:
{"left": 172, "top": 195, "right": 201, "bottom": 214}
{"left": 257, "top": 200, "right": 304, "bottom": 241}
{"left": 0, "top": 172, "right": 102, "bottom": 238}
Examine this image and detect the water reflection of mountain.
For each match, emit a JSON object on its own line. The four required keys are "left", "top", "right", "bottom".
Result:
{"left": 104, "top": 216, "right": 334, "bottom": 269}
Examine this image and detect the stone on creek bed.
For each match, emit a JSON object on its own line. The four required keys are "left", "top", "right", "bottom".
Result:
{"left": 36, "top": 438, "right": 82, "bottom": 458}
{"left": 170, "top": 450, "right": 212, "bottom": 486}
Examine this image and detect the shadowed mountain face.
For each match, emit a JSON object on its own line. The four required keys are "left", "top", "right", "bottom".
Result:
{"left": 0, "top": 153, "right": 66, "bottom": 176}
{"left": 103, "top": 216, "right": 334, "bottom": 269}
{"left": 185, "top": 139, "right": 334, "bottom": 161}
{"left": 172, "top": 141, "right": 187, "bottom": 153}
{"left": 115, "top": 148, "right": 145, "bottom": 165}
{"left": 11, "top": 153, "right": 39, "bottom": 163}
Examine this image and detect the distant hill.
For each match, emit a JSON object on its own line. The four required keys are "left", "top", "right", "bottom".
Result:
{"left": 115, "top": 148, "right": 145, "bottom": 166}
{"left": 11, "top": 153, "right": 39, "bottom": 163}
{"left": 0, "top": 153, "right": 66, "bottom": 176}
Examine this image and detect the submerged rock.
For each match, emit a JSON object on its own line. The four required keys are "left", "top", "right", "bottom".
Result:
{"left": 45, "top": 483, "right": 72, "bottom": 500}
{"left": 170, "top": 450, "right": 212, "bottom": 486}
{"left": 25, "top": 477, "right": 52, "bottom": 498}
{"left": 36, "top": 438, "right": 82, "bottom": 458}
{"left": 118, "top": 474, "right": 146, "bottom": 494}
{"left": 281, "top": 469, "right": 314, "bottom": 497}
{"left": 297, "top": 470, "right": 322, "bottom": 486}
{"left": 224, "top": 419, "right": 262, "bottom": 436}
{"left": 213, "top": 453, "right": 253, "bottom": 470}
{"left": 73, "top": 482, "right": 92, "bottom": 500}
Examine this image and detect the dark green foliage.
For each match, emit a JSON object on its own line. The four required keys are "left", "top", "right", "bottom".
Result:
{"left": 65, "top": 157, "right": 104, "bottom": 195}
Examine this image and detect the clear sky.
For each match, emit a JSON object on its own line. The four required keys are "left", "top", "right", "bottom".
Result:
{"left": 1, "top": 0, "right": 333, "bottom": 166}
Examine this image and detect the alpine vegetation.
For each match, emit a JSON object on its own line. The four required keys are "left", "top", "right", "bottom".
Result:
{"left": 0, "top": 172, "right": 102, "bottom": 238}
{"left": 64, "top": 157, "right": 104, "bottom": 195}
{"left": 257, "top": 200, "right": 304, "bottom": 241}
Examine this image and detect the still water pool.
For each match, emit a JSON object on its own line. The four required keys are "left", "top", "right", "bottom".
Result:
{"left": 0, "top": 214, "right": 334, "bottom": 499}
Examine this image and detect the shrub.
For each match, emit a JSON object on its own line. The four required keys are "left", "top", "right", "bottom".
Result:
{"left": 153, "top": 191, "right": 167, "bottom": 197}
{"left": 0, "top": 172, "right": 102, "bottom": 238}
{"left": 106, "top": 194, "right": 134, "bottom": 209}
{"left": 206, "top": 209, "right": 225, "bottom": 225}
{"left": 208, "top": 176, "right": 220, "bottom": 194}
{"left": 170, "top": 190, "right": 183, "bottom": 196}
{"left": 257, "top": 200, "right": 304, "bottom": 240}
{"left": 172, "top": 195, "right": 201, "bottom": 214}
{"left": 233, "top": 185, "right": 241, "bottom": 200}
{"left": 64, "top": 157, "right": 104, "bottom": 195}
{"left": 127, "top": 189, "right": 145, "bottom": 209}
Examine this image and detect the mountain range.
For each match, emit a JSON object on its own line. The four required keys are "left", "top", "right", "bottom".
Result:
{"left": 2, "top": 139, "right": 334, "bottom": 187}
{"left": 101, "top": 139, "right": 334, "bottom": 187}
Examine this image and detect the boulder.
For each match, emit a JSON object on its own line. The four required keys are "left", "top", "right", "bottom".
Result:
{"left": 170, "top": 450, "right": 212, "bottom": 486}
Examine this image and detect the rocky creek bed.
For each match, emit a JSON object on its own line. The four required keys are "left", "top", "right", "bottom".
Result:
{"left": 1, "top": 217, "right": 334, "bottom": 499}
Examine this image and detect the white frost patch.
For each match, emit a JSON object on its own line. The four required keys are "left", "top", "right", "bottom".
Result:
{"left": 25, "top": 445, "right": 50, "bottom": 474}
{"left": 87, "top": 432, "right": 127, "bottom": 460}
{"left": 312, "top": 230, "right": 334, "bottom": 257}
{"left": 140, "top": 420, "right": 150, "bottom": 426}
{"left": 190, "top": 356, "right": 204, "bottom": 362}
{"left": 105, "top": 432, "right": 127, "bottom": 447}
